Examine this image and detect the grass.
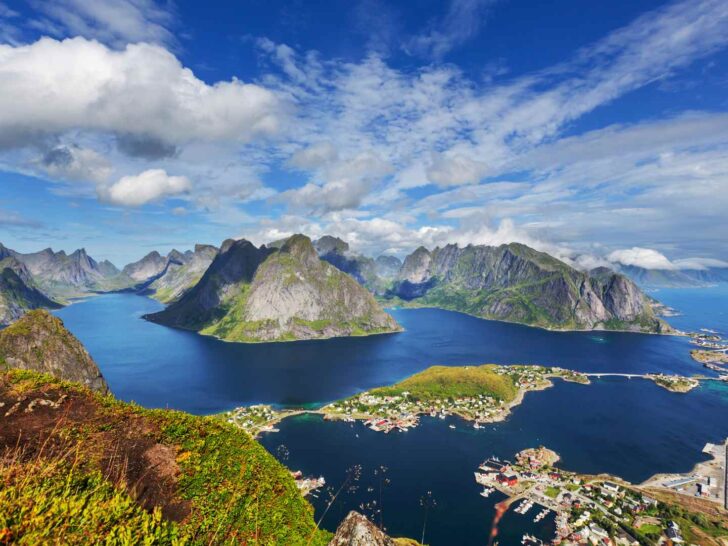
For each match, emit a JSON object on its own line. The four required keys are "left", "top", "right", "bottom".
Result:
{"left": 544, "top": 486, "right": 560, "bottom": 499}
{"left": 0, "top": 369, "right": 331, "bottom": 546}
{"left": 369, "top": 364, "right": 518, "bottom": 402}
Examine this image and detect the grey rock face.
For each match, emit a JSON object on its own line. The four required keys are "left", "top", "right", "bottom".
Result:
{"left": 0, "top": 310, "right": 108, "bottom": 393}
{"left": 0, "top": 259, "right": 62, "bottom": 326}
{"left": 328, "top": 512, "right": 395, "bottom": 546}
{"left": 147, "top": 235, "right": 400, "bottom": 342}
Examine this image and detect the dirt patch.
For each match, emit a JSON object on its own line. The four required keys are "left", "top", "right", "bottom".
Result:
{"left": 0, "top": 377, "right": 190, "bottom": 522}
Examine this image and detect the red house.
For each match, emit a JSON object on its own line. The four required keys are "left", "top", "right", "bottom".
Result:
{"left": 496, "top": 473, "right": 518, "bottom": 487}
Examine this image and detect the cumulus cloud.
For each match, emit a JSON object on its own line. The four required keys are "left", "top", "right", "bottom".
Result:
{"left": 100, "top": 169, "right": 191, "bottom": 207}
{"left": 607, "top": 247, "right": 676, "bottom": 270}
{"left": 278, "top": 151, "right": 392, "bottom": 213}
{"left": 34, "top": 144, "right": 112, "bottom": 183}
{"left": 0, "top": 37, "right": 282, "bottom": 153}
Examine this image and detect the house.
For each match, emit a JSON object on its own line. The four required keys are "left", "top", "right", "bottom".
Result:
{"left": 602, "top": 481, "right": 620, "bottom": 494}
{"left": 496, "top": 473, "right": 518, "bottom": 487}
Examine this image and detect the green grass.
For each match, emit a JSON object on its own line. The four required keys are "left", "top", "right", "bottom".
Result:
{"left": 369, "top": 364, "right": 518, "bottom": 402}
{"left": 0, "top": 369, "right": 331, "bottom": 546}
{"left": 544, "top": 486, "right": 560, "bottom": 499}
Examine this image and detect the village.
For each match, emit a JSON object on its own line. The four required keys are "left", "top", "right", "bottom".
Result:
{"left": 320, "top": 365, "right": 592, "bottom": 433}
{"left": 473, "top": 442, "right": 728, "bottom": 545}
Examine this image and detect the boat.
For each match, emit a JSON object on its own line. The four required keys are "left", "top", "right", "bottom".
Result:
{"left": 449, "top": 424, "right": 456, "bottom": 429}
{"left": 480, "top": 487, "right": 493, "bottom": 498}
{"left": 473, "top": 422, "right": 481, "bottom": 429}
{"left": 534, "top": 508, "right": 549, "bottom": 522}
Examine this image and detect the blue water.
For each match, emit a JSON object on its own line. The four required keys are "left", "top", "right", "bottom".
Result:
{"left": 57, "top": 292, "right": 712, "bottom": 414}
{"left": 54, "top": 287, "right": 728, "bottom": 545}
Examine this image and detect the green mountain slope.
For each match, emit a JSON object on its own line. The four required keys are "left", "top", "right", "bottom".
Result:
{"left": 388, "top": 243, "right": 669, "bottom": 333}
{"left": 146, "top": 235, "right": 401, "bottom": 342}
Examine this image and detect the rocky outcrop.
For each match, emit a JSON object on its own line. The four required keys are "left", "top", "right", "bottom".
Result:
{"left": 0, "top": 310, "right": 108, "bottom": 393}
{"left": 0, "top": 258, "right": 61, "bottom": 326}
{"left": 329, "top": 512, "right": 395, "bottom": 546}
{"left": 388, "top": 243, "right": 668, "bottom": 333}
{"left": 146, "top": 235, "right": 400, "bottom": 342}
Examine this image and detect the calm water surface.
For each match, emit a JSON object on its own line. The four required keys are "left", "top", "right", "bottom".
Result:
{"left": 55, "top": 286, "right": 728, "bottom": 545}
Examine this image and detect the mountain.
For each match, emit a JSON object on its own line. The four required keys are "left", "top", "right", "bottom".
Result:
{"left": 386, "top": 243, "right": 669, "bottom": 333}
{"left": 146, "top": 234, "right": 401, "bottom": 342}
{"left": 122, "top": 250, "right": 168, "bottom": 282}
{"left": 0, "top": 257, "right": 62, "bottom": 325}
{"left": 0, "top": 309, "right": 107, "bottom": 392}
{"left": 314, "top": 235, "right": 401, "bottom": 294}
{"left": 619, "top": 264, "right": 728, "bottom": 288}
{"left": 4, "top": 245, "right": 132, "bottom": 301}
{"left": 145, "top": 244, "right": 218, "bottom": 303}
{"left": 0, "top": 368, "right": 329, "bottom": 545}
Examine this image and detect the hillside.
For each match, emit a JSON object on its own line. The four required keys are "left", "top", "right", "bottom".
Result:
{"left": 387, "top": 243, "right": 669, "bottom": 333}
{"left": 369, "top": 364, "right": 519, "bottom": 402}
{"left": 0, "top": 257, "right": 61, "bottom": 325}
{"left": 146, "top": 235, "right": 401, "bottom": 342}
{"left": 0, "top": 369, "right": 329, "bottom": 545}
{"left": 0, "top": 309, "right": 107, "bottom": 393}
{"left": 122, "top": 250, "right": 169, "bottom": 282}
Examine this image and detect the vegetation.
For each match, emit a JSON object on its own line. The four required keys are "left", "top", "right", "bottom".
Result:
{"left": 369, "top": 364, "right": 518, "bottom": 403}
{"left": 0, "top": 369, "right": 330, "bottom": 545}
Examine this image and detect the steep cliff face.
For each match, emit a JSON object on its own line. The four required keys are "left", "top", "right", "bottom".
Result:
{"left": 388, "top": 243, "right": 668, "bottom": 333}
{"left": 146, "top": 244, "right": 218, "bottom": 303}
{"left": 0, "top": 310, "right": 107, "bottom": 392}
{"left": 146, "top": 235, "right": 400, "bottom": 342}
{"left": 0, "top": 258, "right": 61, "bottom": 325}
{"left": 122, "top": 251, "right": 168, "bottom": 282}
{"left": 328, "top": 512, "right": 418, "bottom": 546}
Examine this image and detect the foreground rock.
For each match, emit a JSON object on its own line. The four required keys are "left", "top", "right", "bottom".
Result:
{"left": 329, "top": 511, "right": 419, "bottom": 546}
{"left": 146, "top": 234, "right": 400, "bottom": 342}
{"left": 387, "top": 243, "right": 669, "bottom": 333}
{"left": 0, "top": 310, "right": 107, "bottom": 393}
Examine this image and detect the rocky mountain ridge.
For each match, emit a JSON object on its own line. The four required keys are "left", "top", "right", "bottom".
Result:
{"left": 387, "top": 243, "right": 668, "bottom": 333}
{"left": 0, "top": 257, "right": 61, "bottom": 326}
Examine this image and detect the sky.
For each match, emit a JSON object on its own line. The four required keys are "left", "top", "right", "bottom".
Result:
{"left": 0, "top": 0, "right": 727, "bottom": 270}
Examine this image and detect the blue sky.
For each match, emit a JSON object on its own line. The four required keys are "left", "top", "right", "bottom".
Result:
{"left": 0, "top": 0, "right": 727, "bottom": 271}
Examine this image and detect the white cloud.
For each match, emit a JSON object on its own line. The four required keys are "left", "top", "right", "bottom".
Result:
{"left": 0, "top": 37, "right": 282, "bottom": 151}
{"left": 31, "top": 144, "right": 112, "bottom": 183}
{"left": 27, "top": 0, "right": 177, "bottom": 49}
{"left": 100, "top": 168, "right": 191, "bottom": 206}
{"left": 426, "top": 153, "right": 489, "bottom": 187}
{"left": 672, "top": 257, "right": 728, "bottom": 270}
{"left": 607, "top": 247, "right": 676, "bottom": 270}
{"left": 405, "top": 0, "right": 498, "bottom": 60}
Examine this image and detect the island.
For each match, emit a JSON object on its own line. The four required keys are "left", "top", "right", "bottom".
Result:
{"left": 691, "top": 349, "right": 728, "bottom": 365}
{"left": 222, "top": 364, "right": 709, "bottom": 438}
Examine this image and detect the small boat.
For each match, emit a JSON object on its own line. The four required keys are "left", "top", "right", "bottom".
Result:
{"left": 480, "top": 487, "right": 493, "bottom": 498}
{"left": 449, "top": 424, "right": 456, "bottom": 429}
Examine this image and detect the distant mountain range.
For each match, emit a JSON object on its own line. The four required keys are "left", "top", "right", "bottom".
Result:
{"left": 145, "top": 235, "right": 400, "bottom": 342}
{"left": 8, "top": 233, "right": 726, "bottom": 337}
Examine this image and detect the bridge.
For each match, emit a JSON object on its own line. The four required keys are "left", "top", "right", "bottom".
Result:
{"left": 585, "top": 373, "right": 647, "bottom": 379}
